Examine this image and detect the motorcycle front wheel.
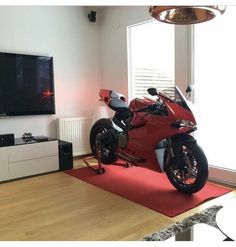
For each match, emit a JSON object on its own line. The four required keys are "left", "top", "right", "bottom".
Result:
{"left": 165, "top": 141, "right": 208, "bottom": 194}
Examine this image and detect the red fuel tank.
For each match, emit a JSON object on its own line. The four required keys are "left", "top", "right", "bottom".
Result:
{"left": 129, "top": 97, "right": 154, "bottom": 112}
{"left": 129, "top": 97, "right": 155, "bottom": 127}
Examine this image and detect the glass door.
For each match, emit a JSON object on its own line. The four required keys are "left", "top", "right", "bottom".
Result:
{"left": 193, "top": 6, "right": 236, "bottom": 184}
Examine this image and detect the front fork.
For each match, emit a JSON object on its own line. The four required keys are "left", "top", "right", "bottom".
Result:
{"left": 156, "top": 135, "right": 196, "bottom": 172}
{"left": 155, "top": 137, "right": 173, "bottom": 171}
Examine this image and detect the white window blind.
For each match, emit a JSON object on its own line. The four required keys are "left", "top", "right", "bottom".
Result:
{"left": 133, "top": 68, "right": 174, "bottom": 98}
{"left": 128, "top": 20, "right": 175, "bottom": 100}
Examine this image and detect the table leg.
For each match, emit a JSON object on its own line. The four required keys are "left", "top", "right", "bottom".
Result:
{"left": 223, "top": 237, "right": 234, "bottom": 241}
{"left": 175, "top": 227, "right": 193, "bottom": 241}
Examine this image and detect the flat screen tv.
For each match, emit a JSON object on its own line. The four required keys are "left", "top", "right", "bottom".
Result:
{"left": 0, "top": 52, "right": 55, "bottom": 116}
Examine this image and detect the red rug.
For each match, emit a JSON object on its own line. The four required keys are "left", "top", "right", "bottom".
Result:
{"left": 65, "top": 164, "right": 232, "bottom": 217}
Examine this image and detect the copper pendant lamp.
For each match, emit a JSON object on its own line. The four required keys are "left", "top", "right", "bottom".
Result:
{"left": 149, "top": 6, "right": 226, "bottom": 24}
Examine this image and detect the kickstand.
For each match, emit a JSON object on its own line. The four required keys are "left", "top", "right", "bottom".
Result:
{"left": 83, "top": 147, "right": 105, "bottom": 175}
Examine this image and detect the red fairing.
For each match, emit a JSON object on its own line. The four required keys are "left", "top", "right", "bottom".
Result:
{"left": 118, "top": 112, "right": 194, "bottom": 172}
{"left": 166, "top": 100, "right": 196, "bottom": 124}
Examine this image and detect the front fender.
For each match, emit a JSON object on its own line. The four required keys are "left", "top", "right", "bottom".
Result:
{"left": 171, "top": 133, "right": 196, "bottom": 145}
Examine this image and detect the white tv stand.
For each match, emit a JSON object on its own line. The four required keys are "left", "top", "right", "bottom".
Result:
{"left": 0, "top": 137, "right": 59, "bottom": 182}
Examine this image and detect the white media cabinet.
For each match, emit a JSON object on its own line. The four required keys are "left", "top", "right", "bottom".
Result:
{"left": 0, "top": 137, "right": 59, "bottom": 182}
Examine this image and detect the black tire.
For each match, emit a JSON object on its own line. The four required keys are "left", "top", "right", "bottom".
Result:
{"left": 90, "top": 118, "right": 117, "bottom": 164}
{"left": 165, "top": 142, "right": 208, "bottom": 194}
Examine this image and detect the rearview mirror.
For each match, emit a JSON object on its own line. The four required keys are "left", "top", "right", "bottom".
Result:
{"left": 186, "top": 85, "right": 193, "bottom": 99}
{"left": 147, "top": 88, "right": 158, "bottom": 96}
{"left": 186, "top": 85, "right": 193, "bottom": 94}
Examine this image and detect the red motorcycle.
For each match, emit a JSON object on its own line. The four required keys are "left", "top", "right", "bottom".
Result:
{"left": 90, "top": 86, "right": 208, "bottom": 194}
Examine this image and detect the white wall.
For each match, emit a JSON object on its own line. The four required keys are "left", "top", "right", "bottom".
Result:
{"left": 99, "top": 6, "right": 189, "bottom": 99}
{"left": 0, "top": 6, "right": 101, "bottom": 138}
{"left": 100, "top": 7, "right": 151, "bottom": 98}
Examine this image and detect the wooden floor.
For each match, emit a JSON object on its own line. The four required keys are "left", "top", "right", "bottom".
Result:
{"left": 0, "top": 158, "right": 235, "bottom": 240}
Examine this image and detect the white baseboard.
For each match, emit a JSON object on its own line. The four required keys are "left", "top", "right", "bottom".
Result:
{"left": 209, "top": 166, "right": 236, "bottom": 187}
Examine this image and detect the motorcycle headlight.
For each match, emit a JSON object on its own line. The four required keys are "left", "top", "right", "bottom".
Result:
{"left": 172, "top": 120, "right": 195, "bottom": 128}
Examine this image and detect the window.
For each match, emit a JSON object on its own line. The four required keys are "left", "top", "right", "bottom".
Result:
{"left": 127, "top": 20, "right": 175, "bottom": 101}
{"left": 193, "top": 6, "right": 236, "bottom": 183}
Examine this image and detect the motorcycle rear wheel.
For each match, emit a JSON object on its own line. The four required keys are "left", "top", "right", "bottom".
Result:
{"left": 165, "top": 142, "right": 208, "bottom": 194}
{"left": 90, "top": 118, "right": 117, "bottom": 164}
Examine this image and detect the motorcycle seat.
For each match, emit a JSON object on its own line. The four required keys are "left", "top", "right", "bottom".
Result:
{"left": 109, "top": 98, "right": 129, "bottom": 113}
{"left": 107, "top": 90, "right": 129, "bottom": 113}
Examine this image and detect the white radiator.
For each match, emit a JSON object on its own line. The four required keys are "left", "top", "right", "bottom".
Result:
{"left": 57, "top": 117, "right": 92, "bottom": 156}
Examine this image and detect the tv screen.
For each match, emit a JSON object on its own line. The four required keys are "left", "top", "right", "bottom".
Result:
{"left": 0, "top": 52, "right": 55, "bottom": 116}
